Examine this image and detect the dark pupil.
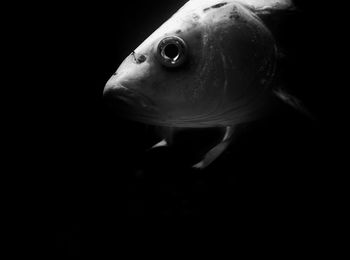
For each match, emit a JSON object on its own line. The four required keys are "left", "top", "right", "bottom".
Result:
{"left": 164, "top": 44, "right": 179, "bottom": 59}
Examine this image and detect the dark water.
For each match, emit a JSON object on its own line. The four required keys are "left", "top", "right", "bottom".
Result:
{"left": 18, "top": 0, "right": 335, "bottom": 256}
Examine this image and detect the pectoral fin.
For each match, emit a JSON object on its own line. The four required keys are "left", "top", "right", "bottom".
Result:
{"left": 151, "top": 139, "right": 168, "bottom": 149}
{"left": 193, "top": 126, "right": 235, "bottom": 170}
{"left": 149, "top": 126, "right": 175, "bottom": 150}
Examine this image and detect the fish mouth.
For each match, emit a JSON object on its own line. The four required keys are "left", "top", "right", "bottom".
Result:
{"left": 103, "top": 84, "right": 159, "bottom": 121}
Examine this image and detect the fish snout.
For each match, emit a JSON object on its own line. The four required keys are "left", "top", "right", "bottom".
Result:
{"left": 103, "top": 80, "right": 127, "bottom": 99}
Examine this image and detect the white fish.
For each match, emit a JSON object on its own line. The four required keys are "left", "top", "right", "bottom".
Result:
{"left": 103, "top": 0, "right": 302, "bottom": 169}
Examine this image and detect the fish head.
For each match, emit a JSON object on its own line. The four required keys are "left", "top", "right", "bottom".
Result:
{"left": 104, "top": 0, "right": 283, "bottom": 127}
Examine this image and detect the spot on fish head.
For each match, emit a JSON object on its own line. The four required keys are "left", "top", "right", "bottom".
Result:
{"left": 229, "top": 6, "right": 241, "bottom": 20}
{"left": 192, "top": 13, "right": 200, "bottom": 21}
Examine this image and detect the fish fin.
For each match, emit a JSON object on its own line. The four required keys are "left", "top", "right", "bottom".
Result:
{"left": 148, "top": 126, "right": 176, "bottom": 150}
{"left": 150, "top": 139, "right": 168, "bottom": 149}
{"left": 193, "top": 126, "right": 234, "bottom": 170}
{"left": 154, "top": 126, "right": 175, "bottom": 146}
{"left": 273, "top": 89, "right": 314, "bottom": 120}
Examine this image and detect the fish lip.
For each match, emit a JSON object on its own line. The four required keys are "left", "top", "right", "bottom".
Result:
{"left": 103, "top": 84, "right": 159, "bottom": 116}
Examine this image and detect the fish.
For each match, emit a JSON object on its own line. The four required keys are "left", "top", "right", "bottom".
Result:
{"left": 103, "top": 0, "right": 304, "bottom": 169}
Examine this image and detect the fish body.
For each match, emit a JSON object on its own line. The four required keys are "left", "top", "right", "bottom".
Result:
{"left": 103, "top": 0, "right": 297, "bottom": 168}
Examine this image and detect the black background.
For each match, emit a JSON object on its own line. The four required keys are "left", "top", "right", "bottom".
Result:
{"left": 16, "top": 0, "right": 336, "bottom": 256}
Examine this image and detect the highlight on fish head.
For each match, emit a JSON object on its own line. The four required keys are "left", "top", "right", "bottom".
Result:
{"left": 103, "top": 0, "right": 292, "bottom": 127}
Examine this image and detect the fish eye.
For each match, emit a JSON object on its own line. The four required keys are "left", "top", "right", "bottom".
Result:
{"left": 157, "top": 36, "right": 187, "bottom": 67}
